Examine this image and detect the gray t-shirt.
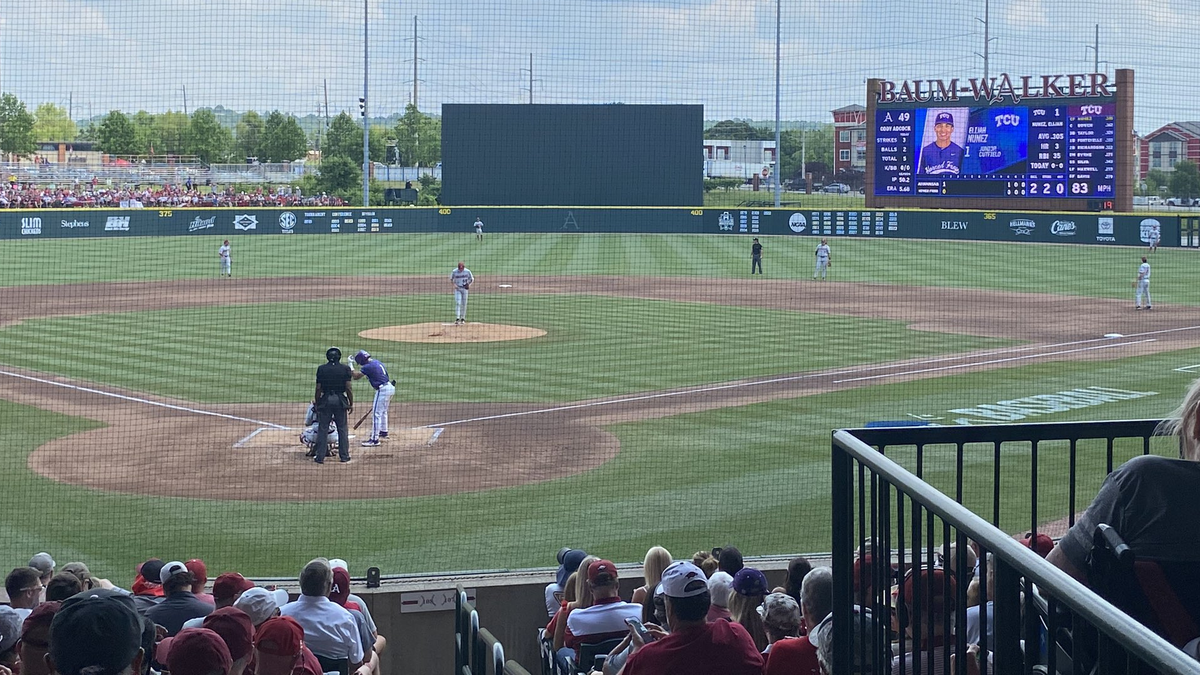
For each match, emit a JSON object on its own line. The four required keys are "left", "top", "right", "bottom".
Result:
{"left": 1058, "top": 455, "right": 1200, "bottom": 568}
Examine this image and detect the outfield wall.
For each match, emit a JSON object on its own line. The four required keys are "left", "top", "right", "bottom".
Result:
{"left": 0, "top": 206, "right": 1173, "bottom": 247}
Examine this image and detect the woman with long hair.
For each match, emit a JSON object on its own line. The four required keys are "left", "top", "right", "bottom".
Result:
{"left": 729, "top": 567, "right": 769, "bottom": 651}
{"left": 631, "top": 546, "right": 672, "bottom": 622}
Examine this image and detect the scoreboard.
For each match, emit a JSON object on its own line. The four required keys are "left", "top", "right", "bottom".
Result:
{"left": 873, "top": 103, "right": 1115, "bottom": 199}
{"left": 866, "top": 70, "right": 1132, "bottom": 212}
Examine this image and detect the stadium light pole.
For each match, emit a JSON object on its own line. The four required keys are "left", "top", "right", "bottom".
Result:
{"left": 773, "top": 0, "right": 781, "bottom": 207}
{"left": 974, "top": 0, "right": 996, "bottom": 84}
{"left": 362, "top": 0, "right": 371, "bottom": 207}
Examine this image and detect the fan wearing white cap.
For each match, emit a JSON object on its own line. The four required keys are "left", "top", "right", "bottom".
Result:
{"left": 234, "top": 587, "right": 292, "bottom": 626}
{"left": 145, "top": 561, "right": 215, "bottom": 637}
{"left": 618, "top": 561, "right": 764, "bottom": 675}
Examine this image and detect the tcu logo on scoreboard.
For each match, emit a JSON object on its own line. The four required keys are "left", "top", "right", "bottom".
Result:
{"left": 994, "top": 113, "right": 1021, "bottom": 127}
{"left": 1080, "top": 105, "right": 1105, "bottom": 115}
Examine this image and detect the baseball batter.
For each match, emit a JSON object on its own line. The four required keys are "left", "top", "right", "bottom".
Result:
{"left": 451, "top": 261, "right": 474, "bottom": 325}
{"left": 218, "top": 240, "right": 232, "bottom": 277}
{"left": 814, "top": 239, "right": 831, "bottom": 280}
{"left": 1135, "top": 256, "right": 1152, "bottom": 310}
{"left": 351, "top": 350, "right": 395, "bottom": 446}
{"left": 474, "top": 217, "right": 484, "bottom": 242}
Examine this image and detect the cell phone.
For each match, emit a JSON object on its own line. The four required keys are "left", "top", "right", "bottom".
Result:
{"left": 624, "top": 617, "right": 656, "bottom": 642}
{"left": 711, "top": 547, "right": 723, "bottom": 558}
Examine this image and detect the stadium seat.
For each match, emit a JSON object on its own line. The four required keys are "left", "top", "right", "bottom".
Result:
{"left": 314, "top": 654, "right": 350, "bottom": 675}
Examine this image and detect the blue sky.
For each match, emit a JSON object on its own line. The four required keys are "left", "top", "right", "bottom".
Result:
{"left": 0, "top": 0, "right": 1194, "bottom": 132}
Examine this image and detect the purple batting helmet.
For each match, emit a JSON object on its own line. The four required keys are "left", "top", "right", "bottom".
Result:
{"left": 353, "top": 350, "right": 370, "bottom": 365}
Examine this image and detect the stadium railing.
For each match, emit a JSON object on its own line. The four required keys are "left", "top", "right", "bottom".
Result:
{"left": 831, "top": 420, "right": 1200, "bottom": 674}
{"left": 456, "top": 585, "right": 535, "bottom": 675}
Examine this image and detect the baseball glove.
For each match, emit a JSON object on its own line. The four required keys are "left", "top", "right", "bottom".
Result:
{"left": 463, "top": 283, "right": 470, "bottom": 290}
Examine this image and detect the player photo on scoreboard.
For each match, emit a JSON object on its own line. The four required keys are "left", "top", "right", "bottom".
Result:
{"left": 917, "top": 108, "right": 969, "bottom": 175}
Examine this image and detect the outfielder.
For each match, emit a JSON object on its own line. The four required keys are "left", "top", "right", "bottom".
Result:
{"left": 218, "top": 240, "right": 232, "bottom": 277}
{"left": 451, "top": 261, "right": 474, "bottom": 325}
{"left": 351, "top": 350, "right": 395, "bottom": 447}
{"left": 814, "top": 239, "right": 831, "bottom": 280}
{"left": 1135, "top": 256, "right": 1152, "bottom": 310}
{"left": 474, "top": 217, "right": 484, "bottom": 242}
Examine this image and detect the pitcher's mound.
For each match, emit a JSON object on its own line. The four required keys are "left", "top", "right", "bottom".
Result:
{"left": 359, "top": 323, "right": 547, "bottom": 343}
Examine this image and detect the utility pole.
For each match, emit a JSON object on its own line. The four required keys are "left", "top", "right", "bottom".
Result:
{"left": 801, "top": 128, "right": 807, "bottom": 194}
{"left": 412, "top": 16, "right": 418, "bottom": 109}
{"left": 362, "top": 0, "right": 370, "bottom": 207}
{"left": 525, "top": 54, "right": 534, "bottom": 103}
{"left": 323, "top": 79, "right": 330, "bottom": 129}
{"left": 183, "top": 85, "right": 188, "bottom": 115}
{"left": 773, "top": 0, "right": 781, "bottom": 207}
{"left": 974, "top": 0, "right": 995, "bottom": 83}
{"left": 68, "top": 92, "right": 73, "bottom": 121}
{"left": 1086, "top": 24, "right": 1100, "bottom": 73}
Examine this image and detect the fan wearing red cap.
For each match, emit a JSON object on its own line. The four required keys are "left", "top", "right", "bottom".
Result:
{"left": 187, "top": 559, "right": 215, "bottom": 605}
{"left": 893, "top": 568, "right": 957, "bottom": 675}
{"left": 563, "top": 560, "right": 642, "bottom": 659}
{"left": 255, "top": 617, "right": 323, "bottom": 675}
{"left": 328, "top": 568, "right": 377, "bottom": 671}
{"left": 160, "top": 628, "right": 232, "bottom": 675}
{"left": 203, "top": 607, "right": 255, "bottom": 675}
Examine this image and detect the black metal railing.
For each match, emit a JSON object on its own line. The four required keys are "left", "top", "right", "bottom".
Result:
{"left": 456, "top": 586, "right": 534, "bottom": 675}
{"left": 832, "top": 420, "right": 1200, "bottom": 675}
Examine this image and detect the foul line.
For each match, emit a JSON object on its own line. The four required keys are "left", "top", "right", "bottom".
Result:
{"left": 0, "top": 369, "right": 290, "bottom": 429}
{"left": 426, "top": 326, "right": 1200, "bottom": 428}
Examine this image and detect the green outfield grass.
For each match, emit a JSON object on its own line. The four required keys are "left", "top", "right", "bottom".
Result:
{"left": 2, "top": 345, "right": 1192, "bottom": 582}
{"left": 3, "top": 233, "right": 1192, "bottom": 305}
{"left": 0, "top": 294, "right": 1010, "bottom": 403}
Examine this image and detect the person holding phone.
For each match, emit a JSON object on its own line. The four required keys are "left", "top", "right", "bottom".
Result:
{"left": 616, "top": 561, "right": 763, "bottom": 675}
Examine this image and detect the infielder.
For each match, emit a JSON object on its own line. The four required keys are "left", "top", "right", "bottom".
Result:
{"left": 814, "top": 239, "right": 831, "bottom": 280}
{"left": 351, "top": 350, "right": 395, "bottom": 446}
{"left": 451, "top": 261, "right": 474, "bottom": 325}
{"left": 1135, "top": 256, "right": 1152, "bottom": 310}
{"left": 474, "top": 217, "right": 484, "bottom": 242}
{"left": 218, "top": 240, "right": 232, "bottom": 277}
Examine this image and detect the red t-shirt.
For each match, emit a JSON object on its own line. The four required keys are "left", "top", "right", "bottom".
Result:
{"left": 623, "top": 620, "right": 764, "bottom": 675}
{"left": 764, "top": 636, "right": 820, "bottom": 675}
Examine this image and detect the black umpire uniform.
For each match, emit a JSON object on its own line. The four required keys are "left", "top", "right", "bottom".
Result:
{"left": 314, "top": 347, "right": 353, "bottom": 463}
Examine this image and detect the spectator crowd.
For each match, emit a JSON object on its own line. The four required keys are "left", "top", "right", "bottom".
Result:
{"left": 1, "top": 554, "right": 385, "bottom": 675}
{"left": 0, "top": 183, "right": 346, "bottom": 209}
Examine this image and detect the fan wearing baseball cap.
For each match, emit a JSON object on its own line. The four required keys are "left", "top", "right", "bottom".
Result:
{"left": 620, "top": 561, "right": 764, "bottom": 675}
{"left": 255, "top": 616, "right": 324, "bottom": 675}
{"left": 563, "top": 559, "right": 642, "bottom": 662}
{"left": 146, "top": 561, "right": 216, "bottom": 636}
{"left": 47, "top": 594, "right": 145, "bottom": 675}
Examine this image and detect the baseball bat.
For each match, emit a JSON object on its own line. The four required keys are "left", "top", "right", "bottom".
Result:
{"left": 353, "top": 408, "right": 371, "bottom": 430}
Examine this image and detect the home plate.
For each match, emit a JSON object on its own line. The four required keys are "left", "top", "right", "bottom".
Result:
{"left": 1104, "top": 333, "right": 1124, "bottom": 338}
{"left": 498, "top": 284, "right": 513, "bottom": 288}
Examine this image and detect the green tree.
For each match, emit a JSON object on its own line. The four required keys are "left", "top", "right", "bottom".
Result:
{"left": 323, "top": 112, "right": 364, "bottom": 164}
{"left": 391, "top": 104, "right": 441, "bottom": 166}
{"left": 1169, "top": 161, "right": 1200, "bottom": 199}
{"left": 155, "top": 112, "right": 190, "bottom": 156}
{"left": 317, "top": 154, "right": 361, "bottom": 193}
{"left": 131, "top": 111, "right": 160, "bottom": 155}
{"left": 1146, "top": 168, "right": 1171, "bottom": 195}
{"left": 779, "top": 125, "right": 834, "bottom": 182}
{"left": 236, "top": 111, "right": 265, "bottom": 159}
{"left": 31, "top": 103, "right": 77, "bottom": 142}
{"left": 259, "top": 111, "right": 308, "bottom": 162}
{"left": 369, "top": 124, "right": 391, "bottom": 163}
{"left": 187, "top": 108, "right": 233, "bottom": 163}
{"left": 96, "top": 110, "right": 139, "bottom": 156}
{"left": 0, "top": 94, "right": 37, "bottom": 157}
{"left": 705, "top": 119, "right": 772, "bottom": 140}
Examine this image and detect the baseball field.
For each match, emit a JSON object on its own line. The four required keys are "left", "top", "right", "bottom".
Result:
{"left": 1, "top": 230, "right": 1194, "bottom": 582}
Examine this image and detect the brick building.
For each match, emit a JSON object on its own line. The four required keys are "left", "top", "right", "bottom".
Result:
{"left": 832, "top": 104, "right": 867, "bottom": 175}
{"left": 1139, "top": 122, "right": 1200, "bottom": 178}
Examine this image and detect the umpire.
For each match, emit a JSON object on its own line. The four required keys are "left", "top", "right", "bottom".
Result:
{"left": 313, "top": 347, "right": 354, "bottom": 464}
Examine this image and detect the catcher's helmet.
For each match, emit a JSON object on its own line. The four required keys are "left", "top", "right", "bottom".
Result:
{"left": 354, "top": 350, "right": 371, "bottom": 365}
{"left": 325, "top": 347, "right": 342, "bottom": 363}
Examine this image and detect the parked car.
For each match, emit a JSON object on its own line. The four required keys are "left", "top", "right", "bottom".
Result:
{"left": 1165, "top": 196, "right": 1198, "bottom": 207}
{"left": 821, "top": 183, "right": 851, "bottom": 194}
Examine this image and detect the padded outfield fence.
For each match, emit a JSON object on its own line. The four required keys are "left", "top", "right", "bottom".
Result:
{"left": 4, "top": 0, "right": 1200, "bottom": 586}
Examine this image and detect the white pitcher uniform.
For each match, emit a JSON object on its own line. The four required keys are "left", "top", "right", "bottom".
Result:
{"left": 1136, "top": 261, "right": 1152, "bottom": 309}
{"left": 451, "top": 266, "right": 474, "bottom": 323}
{"left": 814, "top": 243, "right": 831, "bottom": 280}
{"left": 218, "top": 243, "right": 231, "bottom": 276}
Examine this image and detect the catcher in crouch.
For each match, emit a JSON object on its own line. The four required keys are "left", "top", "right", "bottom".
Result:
{"left": 300, "top": 402, "right": 341, "bottom": 455}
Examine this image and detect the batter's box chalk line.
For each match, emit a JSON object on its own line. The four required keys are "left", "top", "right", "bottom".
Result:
{"left": 427, "top": 427, "right": 445, "bottom": 446}
{"left": 1175, "top": 364, "right": 1200, "bottom": 373}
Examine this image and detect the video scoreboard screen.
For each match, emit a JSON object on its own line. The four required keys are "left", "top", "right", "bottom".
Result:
{"left": 873, "top": 102, "right": 1116, "bottom": 200}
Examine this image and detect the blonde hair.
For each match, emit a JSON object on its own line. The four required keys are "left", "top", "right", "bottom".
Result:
{"left": 574, "top": 555, "right": 600, "bottom": 609}
{"left": 1160, "top": 377, "right": 1200, "bottom": 460}
{"left": 728, "top": 590, "right": 768, "bottom": 651}
{"left": 642, "top": 546, "right": 672, "bottom": 590}
{"left": 563, "top": 571, "right": 578, "bottom": 604}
